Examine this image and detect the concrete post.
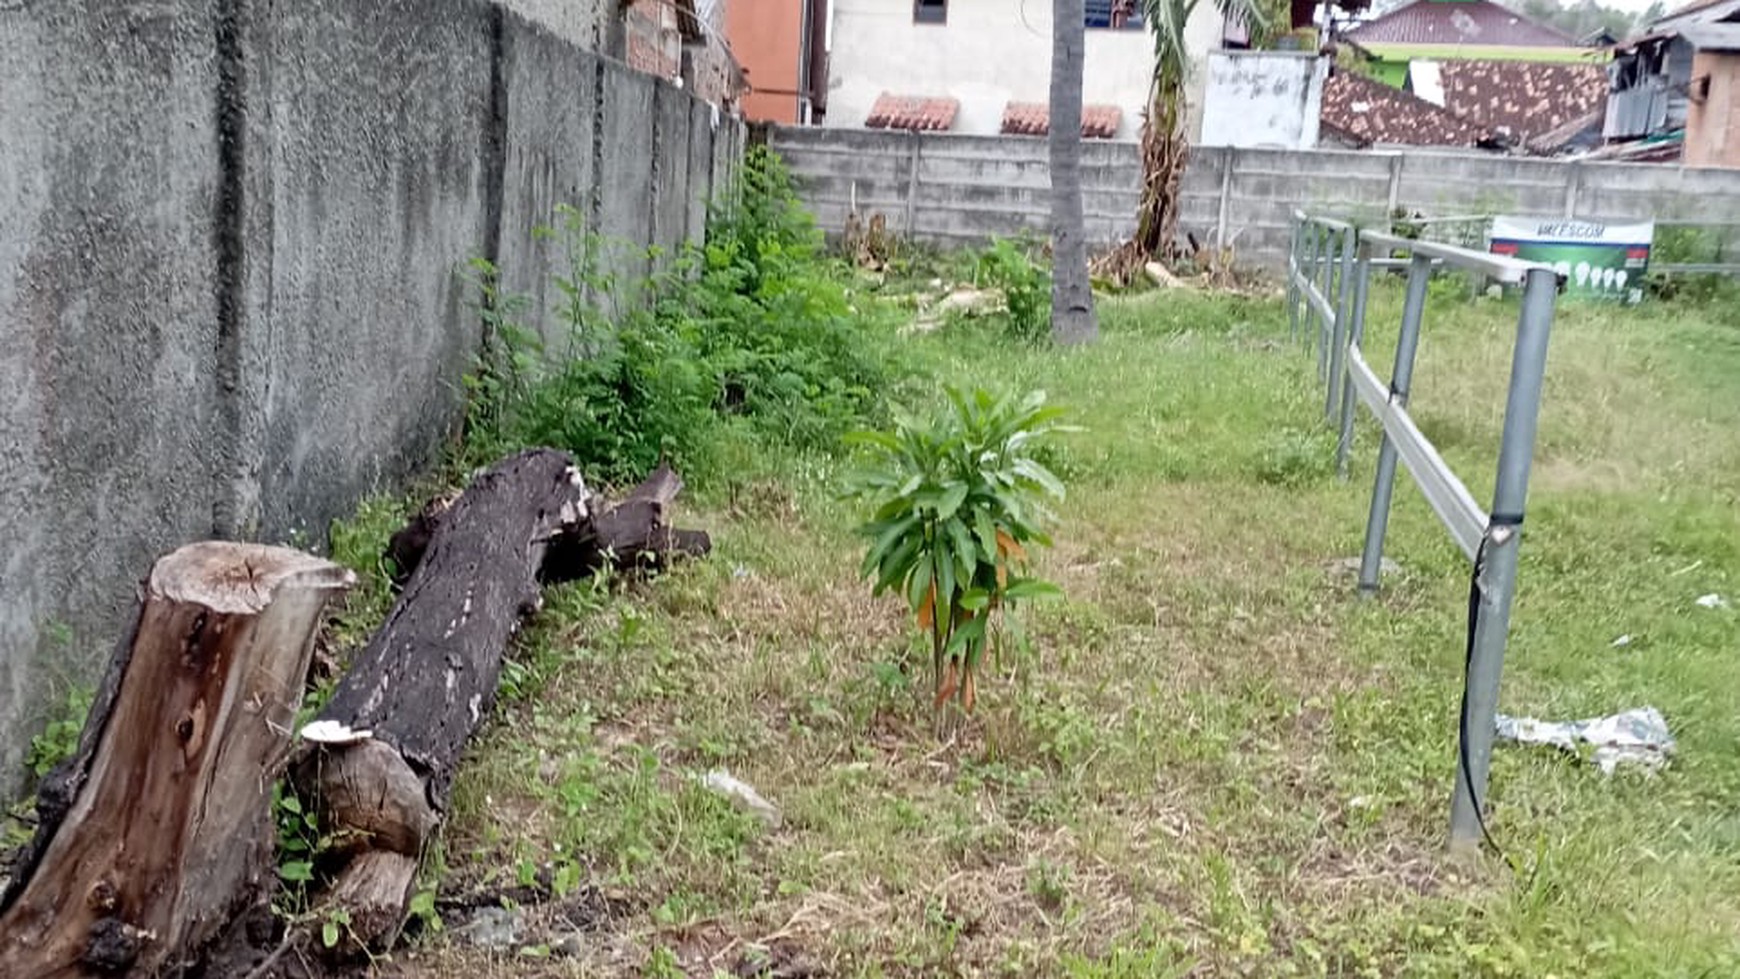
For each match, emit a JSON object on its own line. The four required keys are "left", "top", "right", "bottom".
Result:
{"left": 903, "top": 131, "right": 921, "bottom": 239}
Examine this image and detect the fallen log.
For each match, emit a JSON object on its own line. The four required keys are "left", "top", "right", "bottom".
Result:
{"left": 386, "top": 461, "right": 710, "bottom": 585}
{"left": 0, "top": 543, "right": 354, "bottom": 978}
{"left": 290, "top": 448, "right": 591, "bottom": 954}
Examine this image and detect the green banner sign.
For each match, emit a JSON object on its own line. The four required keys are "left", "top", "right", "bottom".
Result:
{"left": 1490, "top": 217, "right": 1654, "bottom": 303}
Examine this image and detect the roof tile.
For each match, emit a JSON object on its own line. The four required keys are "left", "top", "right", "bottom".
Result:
{"left": 866, "top": 93, "right": 959, "bottom": 131}
{"left": 999, "top": 102, "right": 1123, "bottom": 138}
{"left": 1345, "top": 0, "right": 1578, "bottom": 47}
{"left": 1434, "top": 59, "right": 1608, "bottom": 140}
{"left": 1320, "top": 69, "right": 1496, "bottom": 147}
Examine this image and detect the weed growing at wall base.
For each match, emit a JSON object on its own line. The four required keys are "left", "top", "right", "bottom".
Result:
{"left": 462, "top": 148, "right": 908, "bottom": 487}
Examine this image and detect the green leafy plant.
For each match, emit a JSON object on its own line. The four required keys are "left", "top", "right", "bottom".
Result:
{"left": 459, "top": 148, "right": 907, "bottom": 486}
{"left": 848, "top": 388, "right": 1070, "bottom": 715}
{"left": 27, "top": 686, "right": 93, "bottom": 778}
{"left": 977, "top": 236, "right": 1051, "bottom": 342}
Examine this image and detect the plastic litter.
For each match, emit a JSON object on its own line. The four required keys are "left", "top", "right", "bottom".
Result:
{"left": 1610, "top": 634, "right": 1633, "bottom": 648}
{"left": 699, "top": 769, "right": 783, "bottom": 828}
{"left": 1495, "top": 706, "right": 1674, "bottom": 775}
{"left": 1695, "top": 593, "right": 1728, "bottom": 609}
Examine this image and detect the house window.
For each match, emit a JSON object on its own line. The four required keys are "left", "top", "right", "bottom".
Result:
{"left": 1086, "top": 0, "right": 1143, "bottom": 29}
{"left": 914, "top": 0, "right": 946, "bottom": 24}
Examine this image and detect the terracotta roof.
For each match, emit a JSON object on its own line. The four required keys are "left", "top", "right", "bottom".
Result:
{"left": 999, "top": 102, "right": 1123, "bottom": 138}
{"left": 1435, "top": 59, "right": 1608, "bottom": 140}
{"left": 1344, "top": 0, "right": 1578, "bottom": 47}
{"left": 1320, "top": 70, "right": 1496, "bottom": 147}
{"left": 865, "top": 93, "right": 958, "bottom": 131}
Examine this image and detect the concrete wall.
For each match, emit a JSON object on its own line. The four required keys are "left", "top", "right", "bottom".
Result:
{"left": 1686, "top": 51, "right": 1740, "bottom": 169}
{"left": 0, "top": 0, "right": 743, "bottom": 796}
{"left": 1200, "top": 51, "right": 1327, "bottom": 149}
{"left": 824, "top": 0, "right": 1225, "bottom": 140}
{"left": 770, "top": 126, "right": 1740, "bottom": 267}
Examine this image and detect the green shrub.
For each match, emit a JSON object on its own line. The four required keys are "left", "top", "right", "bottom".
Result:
{"left": 848, "top": 388, "right": 1070, "bottom": 715}
{"left": 462, "top": 149, "right": 906, "bottom": 485}
{"left": 977, "top": 236, "right": 1051, "bottom": 342}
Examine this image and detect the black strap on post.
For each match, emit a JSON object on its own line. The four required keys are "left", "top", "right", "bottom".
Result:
{"left": 1458, "top": 512, "right": 1524, "bottom": 866}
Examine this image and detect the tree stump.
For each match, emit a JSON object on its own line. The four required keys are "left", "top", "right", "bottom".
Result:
{"left": 0, "top": 543, "right": 355, "bottom": 978}
{"left": 290, "top": 448, "right": 591, "bottom": 954}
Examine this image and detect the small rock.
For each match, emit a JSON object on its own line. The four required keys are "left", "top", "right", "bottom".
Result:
{"left": 936, "top": 287, "right": 1001, "bottom": 316}
{"left": 550, "top": 931, "right": 587, "bottom": 958}
{"left": 1611, "top": 634, "right": 1633, "bottom": 648}
{"left": 700, "top": 769, "right": 782, "bottom": 829}
{"left": 451, "top": 906, "right": 524, "bottom": 950}
{"left": 1695, "top": 593, "right": 1728, "bottom": 609}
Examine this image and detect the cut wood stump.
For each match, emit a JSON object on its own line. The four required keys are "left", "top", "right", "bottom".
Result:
{"left": 0, "top": 543, "right": 355, "bottom": 978}
{"left": 290, "top": 448, "right": 592, "bottom": 955}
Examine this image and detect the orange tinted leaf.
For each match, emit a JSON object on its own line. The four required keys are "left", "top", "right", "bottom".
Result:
{"left": 996, "top": 529, "right": 1028, "bottom": 563}
{"left": 935, "top": 660, "right": 959, "bottom": 708}
{"left": 962, "top": 666, "right": 977, "bottom": 713}
{"left": 916, "top": 582, "right": 936, "bottom": 631}
{"left": 996, "top": 561, "right": 1008, "bottom": 589}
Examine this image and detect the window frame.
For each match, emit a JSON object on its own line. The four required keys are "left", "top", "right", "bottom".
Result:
{"left": 913, "top": 0, "right": 947, "bottom": 25}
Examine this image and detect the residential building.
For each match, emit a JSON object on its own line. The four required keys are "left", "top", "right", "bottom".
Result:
{"left": 822, "top": 0, "right": 1228, "bottom": 140}
{"left": 726, "top": 0, "right": 830, "bottom": 122}
{"left": 1342, "top": 0, "right": 1598, "bottom": 89}
{"left": 621, "top": 0, "right": 745, "bottom": 107}
{"left": 1200, "top": 51, "right": 1329, "bottom": 148}
{"left": 1606, "top": 0, "right": 1740, "bottom": 166}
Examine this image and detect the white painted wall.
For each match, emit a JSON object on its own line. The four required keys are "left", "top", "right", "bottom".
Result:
{"left": 1199, "top": 51, "right": 1327, "bottom": 149}
{"left": 824, "top": 0, "right": 1226, "bottom": 140}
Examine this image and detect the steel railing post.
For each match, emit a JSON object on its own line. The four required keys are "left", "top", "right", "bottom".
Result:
{"left": 1287, "top": 216, "right": 1302, "bottom": 342}
{"left": 1357, "top": 253, "right": 1432, "bottom": 595}
{"left": 1326, "top": 227, "right": 1358, "bottom": 421}
{"left": 1449, "top": 266, "right": 1558, "bottom": 851}
{"left": 1316, "top": 226, "right": 1337, "bottom": 374}
{"left": 1336, "top": 240, "right": 1372, "bottom": 477}
{"left": 1302, "top": 222, "right": 1322, "bottom": 348}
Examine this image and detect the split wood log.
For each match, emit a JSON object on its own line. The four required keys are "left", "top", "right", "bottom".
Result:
{"left": 289, "top": 448, "right": 590, "bottom": 955}
{"left": 385, "top": 461, "right": 711, "bottom": 586}
{"left": 0, "top": 543, "right": 355, "bottom": 978}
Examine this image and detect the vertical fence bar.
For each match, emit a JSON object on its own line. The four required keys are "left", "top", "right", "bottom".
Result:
{"left": 1449, "top": 266, "right": 1558, "bottom": 850}
{"left": 1287, "top": 216, "right": 1302, "bottom": 342}
{"left": 1337, "top": 240, "right": 1372, "bottom": 479}
{"left": 1302, "top": 222, "right": 1322, "bottom": 348}
{"left": 1316, "top": 227, "right": 1335, "bottom": 382}
{"left": 1357, "top": 253, "right": 1432, "bottom": 595}
{"left": 1325, "top": 227, "right": 1357, "bottom": 422}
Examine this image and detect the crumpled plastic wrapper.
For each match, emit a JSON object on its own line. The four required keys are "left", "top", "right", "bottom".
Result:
{"left": 1495, "top": 706, "right": 1675, "bottom": 775}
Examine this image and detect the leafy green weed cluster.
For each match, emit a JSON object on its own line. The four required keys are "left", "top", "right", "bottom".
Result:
{"left": 462, "top": 147, "right": 905, "bottom": 487}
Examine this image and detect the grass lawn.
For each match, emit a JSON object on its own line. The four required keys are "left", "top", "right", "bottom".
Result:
{"left": 367, "top": 280, "right": 1740, "bottom": 977}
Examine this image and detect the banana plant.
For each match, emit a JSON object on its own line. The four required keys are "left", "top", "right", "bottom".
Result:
{"left": 848, "top": 388, "right": 1070, "bottom": 714}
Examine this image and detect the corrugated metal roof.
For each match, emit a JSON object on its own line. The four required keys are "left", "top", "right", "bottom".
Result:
{"left": 1344, "top": 0, "right": 1578, "bottom": 47}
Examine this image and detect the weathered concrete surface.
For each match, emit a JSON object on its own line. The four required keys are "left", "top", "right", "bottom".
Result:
{"left": 246, "top": 0, "right": 497, "bottom": 538}
{"left": 772, "top": 126, "right": 1740, "bottom": 268}
{"left": 0, "top": 1, "right": 225, "bottom": 787}
{"left": 0, "top": 0, "right": 744, "bottom": 798}
{"left": 498, "top": 14, "right": 601, "bottom": 342}
{"left": 1200, "top": 52, "right": 1327, "bottom": 150}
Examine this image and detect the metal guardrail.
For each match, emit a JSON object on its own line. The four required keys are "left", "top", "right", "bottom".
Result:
{"left": 1288, "top": 211, "right": 1562, "bottom": 852}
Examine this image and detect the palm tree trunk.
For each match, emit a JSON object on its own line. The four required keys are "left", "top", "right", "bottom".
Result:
{"left": 1049, "top": 0, "right": 1098, "bottom": 344}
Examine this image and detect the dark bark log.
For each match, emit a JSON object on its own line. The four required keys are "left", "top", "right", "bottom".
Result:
{"left": 543, "top": 462, "right": 712, "bottom": 580}
{"left": 0, "top": 544, "right": 354, "bottom": 978}
{"left": 386, "top": 461, "right": 710, "bottom": 587}
{"left": 290, "top": 448, "right": 589, "bottom": 955}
